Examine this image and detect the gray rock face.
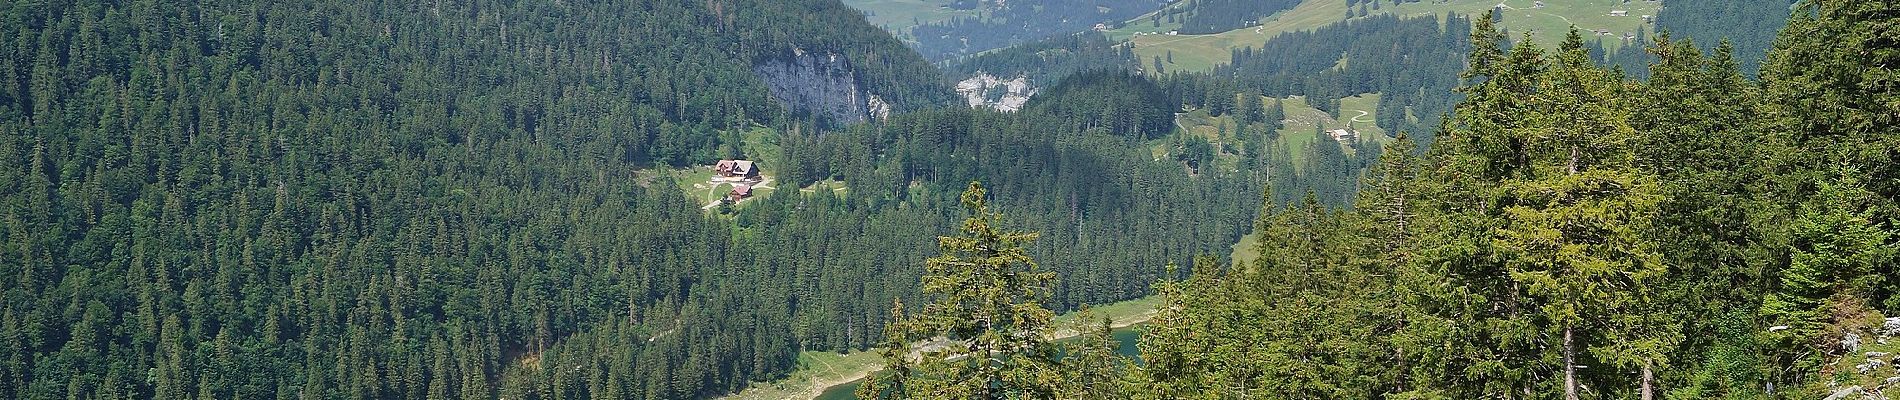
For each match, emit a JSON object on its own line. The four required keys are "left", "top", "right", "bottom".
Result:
{"left": 1824, "top": 386, "right": 1862, "bottom": 400}
{"left": 956, "top": 72, "right": 1036, "bottom": 112}
{"left": 753, "top": 49, "right": 888, "bottom": 125}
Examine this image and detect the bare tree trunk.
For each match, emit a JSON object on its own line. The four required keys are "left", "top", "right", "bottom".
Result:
{"left": 1564, "top": 325, "right": 1579, "bottom": 400}
{"left": 1641, "top": 363, "right": 1655, "bottom": 400}
{"left": 1568, "top": 146, "right": 1579, "bottom": 175}
{"left": 1566, "top": 144, "right": 1582, "bottom": 400}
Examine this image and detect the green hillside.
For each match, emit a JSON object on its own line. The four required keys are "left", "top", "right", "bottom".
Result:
{"left": 846, "top": 4, "right": 1898, "bottom": 399}
{"left": 1170, "top": 94, "right": 1388, "bottom": 164}
{"left": 1130, "top": 0, "right": 1660, "bottom": 73}
{"left": 6, "top": 0, "right": 1882, "bottom": 399}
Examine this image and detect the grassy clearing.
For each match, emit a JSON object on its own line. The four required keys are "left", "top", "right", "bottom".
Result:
{"left": 719, "top": 296, "right": 1160, "bottom": 400}
{"left": 1132, "top": 0, "right": 1661, "bottom": 73}
{"left": 740, "top": 126, "right": 782, "bottom": 167}
{"left": 1275, "top": 95, "right": 1329, "bottom": 165}
{"left": 1336, "top": 93, "right": 1386, "bottom": 139}
{"left": 1104, "top": 16, "right": 1184, "bottom": 44}
{"left": 1160, "top": 94, "right": 1388, "bottom": 171}
{"left": 722, "top": 350, "right": 884, "bottom": 400}
{"left": 1230, "top": 231, "right": 1261, "bottom": 268}
{"left": 672, "top": 167, "right": 718, "bottom": 199}
{"left": 1152, "top": 108, "right": 1245, "bottom": 173}
{"left": 800, "top": 179, "right": 850, "bottom": 200}
{"left": 1055, "top": 296, "right": 1163, "bottom": 329}
{"left": 647, "top": 166, "right": 782, "bottom": 210}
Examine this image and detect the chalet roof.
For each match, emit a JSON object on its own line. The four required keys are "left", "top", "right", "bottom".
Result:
{"left": 715, "top": 160, "right": 759, "bottom": 176}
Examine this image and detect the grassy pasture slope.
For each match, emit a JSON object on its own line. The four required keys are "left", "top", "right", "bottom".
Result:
{"left": 1131, "top": 0, "right": 1662, "bottom": 73}
{"left": 1158, "top": 93, "right": 1391, "bottom": 183}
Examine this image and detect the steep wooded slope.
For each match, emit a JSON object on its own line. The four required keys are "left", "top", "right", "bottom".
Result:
{"left": 0, "top": 0, "right": 948, "bottom": 398}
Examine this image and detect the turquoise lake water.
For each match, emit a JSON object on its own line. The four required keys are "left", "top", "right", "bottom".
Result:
{"left": 815, "top": 325, "right": 1145, "bottom": 400}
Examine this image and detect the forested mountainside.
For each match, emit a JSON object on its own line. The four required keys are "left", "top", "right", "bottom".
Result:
{"left": 1153, "top": 6, "right": 1900, "bottom": 396}
{"left": 0, "top": 0, "right": 1851, "bottom": 398}
{"left": 0, "top": 0, "right": 943, "bottom": 397}
{"left": 1213, "top": 13, "right": 1471, "bottom": 146}
{"left": 944, "top": 32, "right": 1138, "bottom": 87}
{"left": 863, "top": 2, "right": 1900, "bottom": 399}
{"left": 1137, "top": 0, "right": 1792, "bottom": 198}
{"left": 938, "top": 32, "right": 1140, "bottom": 112}
{"left": 0, "top": 0, "right": 1267, "bottom": 398}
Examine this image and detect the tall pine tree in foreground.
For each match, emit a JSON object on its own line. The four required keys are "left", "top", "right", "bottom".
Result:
{"left": 1492, "top": 29, "right": 1666, "bottom": 400}
{"left": 1755, "top": 0, "right": 1900, "bottom": 394}
{"left": 862, "top": 181, "right": 1062, "bottom": 400}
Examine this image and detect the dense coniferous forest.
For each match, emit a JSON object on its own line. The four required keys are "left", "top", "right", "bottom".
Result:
{"left": 1024, "top": 71, "right": 1174, "bottom": 141}
{"left": 3, "top": 0, "right": 1872, "bottom": 398}
{"left": 0, "top": 0, "right": 949, "bottom": 396}
{"left": 943, "top": 32, "right": 1139, "bottom": 86}
{"left": 865, "top": 2, "right": 1900, "bottom": 399}
{"left": 0, "top": 0, "right": 1257, "bottom": 398}
{"left": 1599, "top": 0, "right": 1793, "bottom": 80}
{"left": 1212, "top": 13, "right": 1470, "bottom": 146}
{"left": 1654, "top": 0, "right": 1794, "bottom": 76}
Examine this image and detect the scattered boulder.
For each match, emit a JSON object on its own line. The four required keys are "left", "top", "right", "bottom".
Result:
{"left": 1845, "top": 333, "right": 1863, "bottom": 353}
{"left": 1824, "top": 385, "right": 1863, "bottom": 400}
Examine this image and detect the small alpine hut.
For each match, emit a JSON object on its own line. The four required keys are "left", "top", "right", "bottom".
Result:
{"left": 726, "top": 184, "right": 753, "bottom": 202}
{"left": 714, "top": 160, "right": 762, "bottom": 182}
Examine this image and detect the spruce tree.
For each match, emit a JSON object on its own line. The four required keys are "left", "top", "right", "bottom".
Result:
{"left": 866, "top": 181, "right": 1062, "bottom": 400}
{"left": 1059, "top": 312, "right": 1128, "bottom": 400}
{"left": 1492, "top": 29, "right": 1663, "bottom": 400}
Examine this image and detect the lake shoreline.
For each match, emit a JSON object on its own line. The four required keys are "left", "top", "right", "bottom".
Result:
{"left": 811, "top": 309, "right": 1157, "bottom": 400}
{"left": 720, "top": 297, "right": 1158, "bottom": 400}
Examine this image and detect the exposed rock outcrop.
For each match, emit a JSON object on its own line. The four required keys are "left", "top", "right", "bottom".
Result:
{"left": 956, "top": 72, "right": 1036, "bottom": 112}
{"left": 753, "top": 48, "right": 889, "bottom": 125}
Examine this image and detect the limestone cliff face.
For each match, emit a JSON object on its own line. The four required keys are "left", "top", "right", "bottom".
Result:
{"left": 955, "top": 72, "right": 1036, "bottom": 112}
{"left": 753, "top": 49, "right": 890, "bottom": 126}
